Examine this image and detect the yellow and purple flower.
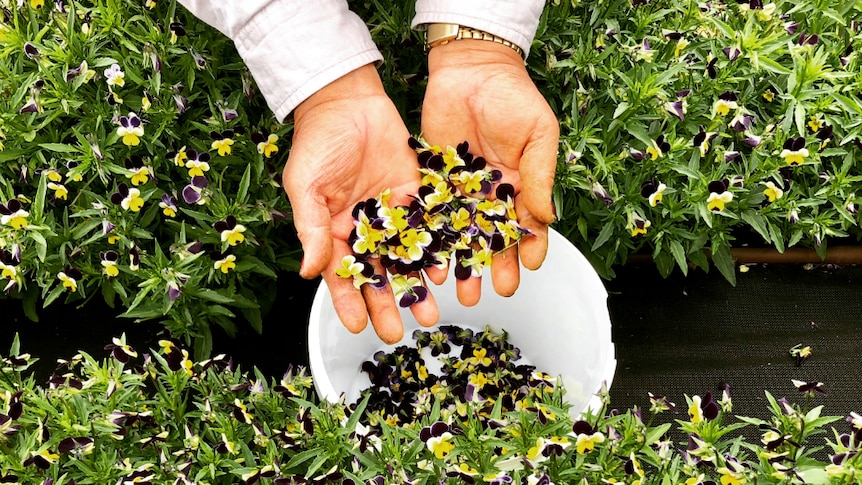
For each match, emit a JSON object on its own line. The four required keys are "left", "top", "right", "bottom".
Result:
{"left": 124, "top": 155, "right": 150, "bottom": 186}
{"left": 159, "top": 194, "right": 178, "bottom": 217}
{"left": 0, "top": 199, "right": 28, "bottom": 229}
{"left": 214, "top": 253, "right": 237, "bottom": 274}
{"left": 116, "top": 112, "right": 144, "bottom": 146}
{"left": 714, "top": 91, "right": 739, "bottom": 117}
{"left": 707, "top": 180, "right": 733, "bottom": 212}
{"left": 100, "top": 250, "right": 120, "bottom": 277}
{"left": 110, "top": 183, "right": 144, "bottom": 212}
{"left": 57, "top": 266, "right": 82, "bottom": 292}
{"left": 251, "top": 131, "right": 279, "bottom": 158}
{"left": 210, "top": 130, "right": 235, "bottom": 156}
{"left": 103, "top": 63, "right": 125, "bottom": 87}
{"left": 780, "top": 137, "right": 809, "bottom": 166}
{"left": 763, "top": 181, "right": 784, "bottom": 202}
{"left": 214, "top": 215, "right": 246, "bottom": 246}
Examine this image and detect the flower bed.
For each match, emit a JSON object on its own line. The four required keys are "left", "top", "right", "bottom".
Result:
{"left": 0, "top": 336, "right": 860, "bottom": 484}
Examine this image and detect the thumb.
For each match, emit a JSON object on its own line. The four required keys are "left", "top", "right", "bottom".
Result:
{"left": 519, "top": 126, "right": 559, "bottom": 225}
{"left": 284, "top": 178, "right": 334, "bottom": 279}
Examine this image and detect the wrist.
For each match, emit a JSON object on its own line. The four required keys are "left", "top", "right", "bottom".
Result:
{"left": 294, "top": 64, "right": 385, "bottom": 122}
{"left": 428, "top": 40, "right": 525, "bottom": 74}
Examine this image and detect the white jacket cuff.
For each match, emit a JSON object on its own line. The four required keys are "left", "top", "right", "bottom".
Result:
{"left": 412, "top": 0, "right": 544, "bottom": 57}
{"left": 179, "top": 0, "right": 382, "bottom": 122}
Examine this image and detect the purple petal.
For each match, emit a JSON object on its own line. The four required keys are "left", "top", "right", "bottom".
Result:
{"left": 182, "top": 185, "right": 201, "bottom": 204}
{"left": 191, "top": 175, "right": 208, "bottom": 189}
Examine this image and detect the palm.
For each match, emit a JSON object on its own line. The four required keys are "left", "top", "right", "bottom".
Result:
{"left": 283, "top": 85, "right": 438, "bottom": 343}
{"left": 421, "top": 43, "right": 559, "bottom": 302}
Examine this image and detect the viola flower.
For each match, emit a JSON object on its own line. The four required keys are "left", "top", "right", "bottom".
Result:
{"left": 251, "top": 131, "right": 279, "bottom": 158}
{"left": 169, "top": 21, "right": 186, "bottom": 44}
{"left": 57, "top": 266, "right": 82, "bottom": 292}
{"left": 159, "top": 194, "right": 178, "bottom": 217}
{"left": 763, "top": 89, "right": 775, "bottom": 102}
{"left": 420, "top": 421, "right": 455, "bottom": 459}
{"left": 742, "top": 132, "right": 762, "bottom": 148}
{"left": 110, "top": 183, "right": 144, "bottom": 212}
{"left": 0, "top": 199, "right": 28, "bottom": 229}
{"left": 571, "top": 420, "right": 605, "bottom": 454}
{"left": 24, "top": 42, "right": 40, "bottom": 59}
{"left": 714, "top": 91, "right": 739, "bottom": 116}
{"left": 664, "top": 98, "right": 687, "bottom": 121}
{"left": 729, "top": 112, "right": 755, "bottom": 132}
{"left": 182, "top": 176, "right": 208, "bottom": 204}
{"left": 23, "top": 449, "right": 59, "bottom": 469}
{"left": 641, "top": 179, "right": 667, "bottom": 207}
{"left": 792, "top": 379, "right": 826, "bottom": 396}
{"left": 66, "top": 60, "right": 96, "bottom": 83}
{"left": 19, "top": 97, "right": 41, "bottom": 114}
{"left": 723, "top": 45, "right": 741, "bottom": 61}
{"left": 717, "top": 455, "right": 748, "bottom": 485}
{"left": 210, "top": 130, "right": 235, "bottom": 156}
{"left": 780, "top": 137, "right": 809, "bottom": 166}
{"left": 100, "top": 250, "right": 120, "bottom": 277}
{"left": 116, "top": 112, "right": 144, "bottom": 146}
{"left": 693, "top": 127, "right": 717, "bottom": 157}
{"left": 763, "top": 181, "right": 783, "bottom": 202}
{"left": 47, "top": 182, "right": 68, "bottom": 200}
{"left": 391, "top": 275, "right": 428, "bottom": 308}
{"left": 707, "top": 180, "right": 733, "bottom": 212}
{"left": 629, "top": 215, "right": 651, "bottom": 237}
{"left": 185, "top": 150, "right": 211, "bottom": 177}
{"left": 214, "top": 253, "right": 237, "bottom": 274}
{"left": 646, "top": 135, "right": 671, "bottom": 160}
{"left": 129, "top": 244, "right": 140, "bottom": 271}
{"left": 687, "top": 393, "right": 720, "bottom": 424}
{"left": 169, "top": 146, "right": 189, "bottom": 167}
{"left": 104, "top": 63, "right": 125, "bottom": 87}
{"left": 105, "top": 337, "right": 138, "bottom": 363}
{"left": 124, "top": 155, "right": 150, "bottom": 186}
{"left": 214, "top": 215, "right": 246, "bottom": 246}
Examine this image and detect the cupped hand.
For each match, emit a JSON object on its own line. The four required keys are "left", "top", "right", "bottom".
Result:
{"left": 421, "top": 40, "right": 559, "bottom": 305}
{"left": 283, "top": 64, "right": 439, "bottom": 344}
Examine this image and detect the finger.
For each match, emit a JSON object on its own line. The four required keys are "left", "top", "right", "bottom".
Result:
{"left": 320, "top": 242, "right": 368, "bottom": 334}
{"left": 283, "top": 169, "right": 333, "bottom": 280}
{"left": 424, "top": 263, "right": 448, "bottom": 286}
{"left": 456, "top": 275, "right": 482, "bottom": 307}
{"left": 409, "top": 273, "right": 440, "bottom": 327}
{"left": 519, "top": 121, "right": 560, "bottom": 225}
{"left": 491, "top": 244, "right": 520, "bottom": 297}
{"left": 516, "top": 196, "right": 549, "bottom": 271}
{"left": 362, "top": 260, "right": 405, "bottom": 344}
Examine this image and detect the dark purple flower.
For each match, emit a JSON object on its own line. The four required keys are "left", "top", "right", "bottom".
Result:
{"left": 24, "top": 43, "right": 39, "bottom": 59}
{"left": 723, "top": 46, "right": 741, "bottom": 61}
{"left": 182, "top": 176, "right": 208, "bottom": 204}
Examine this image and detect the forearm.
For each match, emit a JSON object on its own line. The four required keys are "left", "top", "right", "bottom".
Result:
{"left": 177, "top": 0, "right": 383, "bottom": 121}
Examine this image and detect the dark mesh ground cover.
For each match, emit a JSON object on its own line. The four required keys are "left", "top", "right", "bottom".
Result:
{"left": 606, "top": 263, "right": 862, "bottom": 424}
{"left": 2, "top": 263, "right": 860, "bottom": 430}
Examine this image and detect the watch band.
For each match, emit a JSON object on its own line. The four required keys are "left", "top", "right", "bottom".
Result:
{"left": 425, "top": 23, "right": 525, "bottom": 59}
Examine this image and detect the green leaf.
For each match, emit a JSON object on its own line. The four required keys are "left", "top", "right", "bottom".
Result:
{"left": 591, "top": 222, "right": 615, "bottom": 252}
{"left": 711, "top": 241, "right": 737, "bottom": 286}
{"left": 612, "top": 101, "right": 629, "bottom": 119}
{"left": 654, "top": 250, "right": 674, "bottom": 278}
{"left": 30, "top": 231, "right": 47, "bottom": 262}
{"left": 740, "top": 211, "right": 771, "bottom": 243}
{"left": 237, "top": 164, "right": 252, "bottom": 204}
{"left": 669, "top": 239, "right": 688, "bottom": 275}
{"left": 195, "top": 289, "right": 235, "bottom": 304}
{"left": 38, "top": 143, "right": 79, "bottom": 153}
{"left": 241, "top": 307, "right": 263, "bottom": 334}
{"left": 831, "top": 93, "right": 862, "bottom": 116}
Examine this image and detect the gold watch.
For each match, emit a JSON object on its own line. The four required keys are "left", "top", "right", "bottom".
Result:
{"left": 424, "top": 23, "right": 525, "bottom": 59}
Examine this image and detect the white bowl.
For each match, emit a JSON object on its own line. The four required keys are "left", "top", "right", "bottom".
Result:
{"left": 307, "top": 228, "right": 616, "bottom": 417}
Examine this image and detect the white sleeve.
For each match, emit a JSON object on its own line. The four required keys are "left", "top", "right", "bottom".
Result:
{"left": 412, "top": 0, "right": 544, "bottom": 57}
{"left": 177, "top": 0, "right": 383, "bottom": 122}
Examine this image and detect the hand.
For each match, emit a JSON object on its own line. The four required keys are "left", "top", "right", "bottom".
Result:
{"left": 283, "top": 64, "right": 439, "bottom": 344}
{"left": 421, "top": 40, "right": 559, "bottom": 305}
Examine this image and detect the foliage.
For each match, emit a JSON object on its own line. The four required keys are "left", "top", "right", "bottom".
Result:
{"left": 0, "top": 335, "right": 861, "bottom": 483}
{"left": 0, "top": 0, "right": 297, "bottom": 358}
{"left": 530, "top": 0, "right": 862, "bottom": 283}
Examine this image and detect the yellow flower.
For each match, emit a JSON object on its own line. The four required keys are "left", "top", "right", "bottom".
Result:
{"left": 0, "top": 262, "right": 16, "bottom": 280}
{"left": 221, "top": 225, "right": 246, "bottom": 246}
{"left": 108, "top": 235, "right": 121, "bottom": 245}
{"left": 763, "top": 89, "right": 775, "bottom": 102}
{"left": 30, "top": 0, "right": 44, "bottom": 8}
{"left": 649, "top": 183, "right": 667, "bottom": 207}
{"left": 44, "top": 169, "right": 63, "bottom": 182}
{"left": 468, "top": 348, "right": 492, "bottom": 367}
{"left": 426, "top": 432, "right": 455, "bottom": 459}
{"left": 335, "top": 255, "right": 364, "bottom": 281}
{"left": 121, "top": 188, "right": 144, "bottom": 212}
{"left": 575, "top": 431, "right": 605, "bottom": 454}
{"left": 714, "top": 98, "right": 739, "bottom": 116}
{"left": 186, "top": 160, "right": 210, "bottom": 177}
{"left": 763, "top": 181, "right": 783, "bottom": 202}
{"left": 675, "top": 38, "right": 690, "bottom": 58}
{"left": 57, "top": 272, "right": 78, "bottom": 292}
{"left": 145, "top": 0, "right": 156, "bottom": 8}
{"left": 707, "top": 191, "right": 733, "bottom": 212}
{"left": 129, "top": 167, "right": 150, "bottom": 186}
{"left": 257, "top": 134, "right": 279, "bottom": 158}
{"left": 48, "top": 182, "right": 68, "bottom": 200}
{"left": 630, "top": 218, "right": 651, "bottom": 236}
{"left": 807, "top": 116, "right": 823, "bottom": 133}
{"left": 780, "top": 148, "right": 809, "bottom": 166}
{"left": 172, "top": 147, "right": 188, "bottom": 167}
{"left": 101, "top": 261, "right": 119, "bottom": 277}
{"left": 141, "top": 94, "right": 152, "bottom": 112}
{"left": 1, "top": 210, "right": 29, "bottom": 229}
{"left": 688, "top": 395, "right": 704, "bottom": 423}
{"left": 442, "top": 146, "right": 464, "bottom": 173}
{"left": 214, "top": 254, "right": 237, "bottom": 273}
{"left": 117, "top": 114, "right": 144, "bottom": 146}
{"left": 212, "top": 137, "right": 234, "bottom": 156}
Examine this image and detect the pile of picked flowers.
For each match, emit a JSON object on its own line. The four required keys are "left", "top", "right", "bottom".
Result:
{"left": 336, "top": 138, "right": 529, "bottom": 308}
{"left": 357, "top": 324, "right": 555, "bottom": 428}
